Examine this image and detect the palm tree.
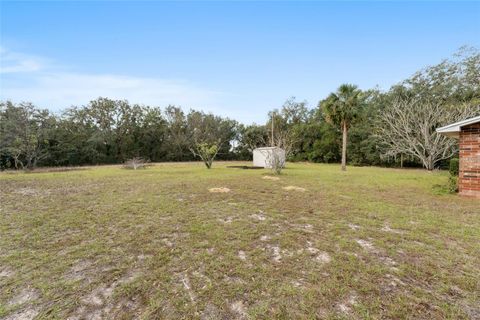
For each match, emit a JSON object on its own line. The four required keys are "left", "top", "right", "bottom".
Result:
{"left": 321, "top": 84, "right": 363, "bottom": 171}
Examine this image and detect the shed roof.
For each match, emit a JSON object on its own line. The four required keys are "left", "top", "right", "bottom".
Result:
{"left": 436, "top": 115, "right": 480, "bottom": 138}
{"left": 254, "top": 146, "right": 283, "bottom": 150}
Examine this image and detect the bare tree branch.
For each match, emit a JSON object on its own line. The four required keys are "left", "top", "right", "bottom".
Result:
{"left": 379, "top": 97, "right": 479, "bottom": 170}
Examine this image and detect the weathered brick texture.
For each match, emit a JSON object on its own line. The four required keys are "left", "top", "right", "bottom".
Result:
{"left": 459, "top": 123, "right": 480, "bottom": 198}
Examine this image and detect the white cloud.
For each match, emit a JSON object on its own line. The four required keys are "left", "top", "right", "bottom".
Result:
{"left": 2, "top": 71, "right": 226, "bottom": 110}
{"left": 0, "top": 47, "right": 45, "bottom": 73}
{"left": 0, "top": 47, "right": 270, "bottom": 124}
{"left": 0, "top": 47, "right": 227, "bottom": 112}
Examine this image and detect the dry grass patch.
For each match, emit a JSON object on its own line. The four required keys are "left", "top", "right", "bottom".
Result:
{"left": 208, "top": 187, "right": 231, "bottom": 193}
{"left": 0, "top": 162, "right": 479, "bottom": 319}
{"left": 282, "top": 185, "right": 306, "bottom": 192}
{"left": 262, "top": 175, "right": 280, "bottom": 181}
{"left": 7, "top": 288, "right": 40, "bottom": 307}
{"left": 0, "top": 267, "right": 14, "bottom": 278}
{"left": 250, "top": 212, "right": 266, "bottom": 221}
{"left": 3, "top": 307, "right": 39, "bottom": 320}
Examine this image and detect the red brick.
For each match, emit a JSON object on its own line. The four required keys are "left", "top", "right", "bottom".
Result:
{"left": 458, "top": 123, "right": 480, "bottom": 198}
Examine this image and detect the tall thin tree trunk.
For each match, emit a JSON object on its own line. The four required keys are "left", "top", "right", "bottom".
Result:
{"left": 341, "top": 122, "right": 347, "bottom": 171}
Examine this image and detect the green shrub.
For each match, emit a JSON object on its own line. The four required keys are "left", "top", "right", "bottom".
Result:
{"left": 446, "top": 158, "right": 460, "bottom": 194}
{"left": 449, "top": 158, "right": 459, "bottom": 176}
{"left": 448, "top": 175, "right": 458, "bottom": 193}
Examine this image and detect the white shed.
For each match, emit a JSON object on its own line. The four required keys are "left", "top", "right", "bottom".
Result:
{"left": 253, "top": 147, "right": 286, "bottom": 168}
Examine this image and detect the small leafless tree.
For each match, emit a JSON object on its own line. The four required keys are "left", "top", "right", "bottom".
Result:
{"left": 264, "top": 149, "right": 285, "bottom": 175}
{"left": 123, "top": 157, "right": 148, "bottom": 170}
{"left": 379, "top": 97, "right": 479, "bottom": 170}
{"left": 244, "top": 129, "right": 292, "bottom": 156}
{"left": 270, "top": 128, "right": 297, "bottom": 159}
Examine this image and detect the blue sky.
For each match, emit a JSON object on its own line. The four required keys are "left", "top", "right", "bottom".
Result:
{"left": 1, "top": 1, "right": 479, "bottom": 124}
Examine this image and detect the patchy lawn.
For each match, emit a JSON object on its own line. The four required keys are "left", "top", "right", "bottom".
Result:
{"left": 0, "top": 162, "right": 479, "bottom": 319}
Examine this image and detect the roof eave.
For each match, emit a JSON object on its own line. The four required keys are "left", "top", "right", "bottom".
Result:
{"left": 436, "top": 116, "right": 480, "bottom": 138}
{"left": 436, "top": 130, "right": 459, "bottom": 138}
{"left": 437, "top": 116, "right": 480, "bottom": 133}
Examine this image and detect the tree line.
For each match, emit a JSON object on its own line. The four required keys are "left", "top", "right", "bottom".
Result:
{"left": 1, "top": 47, "right": 479, "bottom": 170}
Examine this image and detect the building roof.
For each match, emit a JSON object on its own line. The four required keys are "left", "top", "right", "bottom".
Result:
{"left": 436, "top": 116, "right": 480, "bottom": 138}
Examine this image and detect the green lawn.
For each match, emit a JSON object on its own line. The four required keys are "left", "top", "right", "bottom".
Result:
{"left": 0, "top": 162, "right": 479, "bottom": 319}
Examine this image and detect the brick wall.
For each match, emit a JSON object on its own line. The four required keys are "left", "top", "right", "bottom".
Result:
{"left": 459, "top": 122, "right": 480, "bottom": 198}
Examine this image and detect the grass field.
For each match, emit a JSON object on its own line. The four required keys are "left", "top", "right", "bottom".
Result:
{"left": 0, "top": 162, "right": 479, "bottom": 319}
